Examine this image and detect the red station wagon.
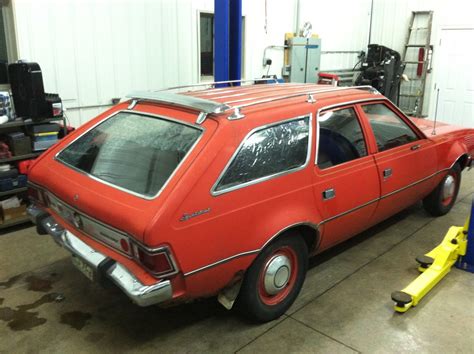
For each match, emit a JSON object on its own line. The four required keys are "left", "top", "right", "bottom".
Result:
{"left": 27, "top": 82, "right": 474, "bottom": 322}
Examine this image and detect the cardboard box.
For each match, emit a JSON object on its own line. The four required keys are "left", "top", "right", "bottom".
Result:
{"left": 1, "top": 204, "right": 27, "bottom": 224}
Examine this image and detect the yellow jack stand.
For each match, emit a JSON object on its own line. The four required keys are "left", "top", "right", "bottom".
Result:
{"left": 391, "top": 217, "right": 469, "bottom": 313}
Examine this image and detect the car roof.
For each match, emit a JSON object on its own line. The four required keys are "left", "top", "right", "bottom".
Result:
{"left": 184, "top": 83, "right": 369, "bottom": 107}
{"left": 127, "top": 83, "right": 384, "bottom": 126}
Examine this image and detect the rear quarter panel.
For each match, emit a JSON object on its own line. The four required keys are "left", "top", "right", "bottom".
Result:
{"left": 149, "top": 104, "right": 321, "bottom": 297}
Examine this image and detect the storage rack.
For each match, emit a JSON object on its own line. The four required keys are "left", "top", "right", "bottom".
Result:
{"left": 0, "top": 116, "right": 67, "bottom": 230}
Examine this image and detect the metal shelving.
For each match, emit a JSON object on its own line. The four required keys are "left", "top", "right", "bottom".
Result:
{"left": 0, "top": 116, "right": 66, "bottom": 229}
{"left": 0, "top": 215, "right": 31, "bottom": 230}
{"left": 0, "top": 187, "right": 28, "bottom": 198}
{"left": 0, "top": 152, "right": 42, "bottom": 164}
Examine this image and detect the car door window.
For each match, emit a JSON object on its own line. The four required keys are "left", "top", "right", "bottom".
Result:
{"left": 317, "top": 107, "right": 367, "bottom": 169}
{"left": 362, "top": 103, "right": 418, "bottom": 152}
{"left": 214, "top": 116, "right": 311, "bottom": 194}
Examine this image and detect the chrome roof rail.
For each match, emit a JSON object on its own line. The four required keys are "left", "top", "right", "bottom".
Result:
{"left": 226, "top": 85, "right": 380, "bottom": 115}
{"left": 156, "top": 78, "right": 279, "bottom": 92}
{"left": 126, "top": 91, "right": 230, "bottom": 124}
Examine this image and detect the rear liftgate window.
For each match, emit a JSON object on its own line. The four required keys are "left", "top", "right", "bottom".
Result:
{"left": 57, "top": 112, "right": 202, "bottom": 198}
{"left": 215, "top": 116, "right": 310, "bottom": 193}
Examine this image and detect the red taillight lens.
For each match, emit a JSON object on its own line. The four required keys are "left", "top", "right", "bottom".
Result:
{"left": 120, "top": 239, "right": 130, "bottom": 253}
{"left": 137, "top": 248, "right": 175, "bottom": 276}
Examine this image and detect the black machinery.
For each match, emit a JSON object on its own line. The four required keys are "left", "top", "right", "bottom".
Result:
{"left": 8, "top": 61, "right": 63, "bottom": 120}
{"left": 355, "top": 44, "right": 405, "bottom": 102}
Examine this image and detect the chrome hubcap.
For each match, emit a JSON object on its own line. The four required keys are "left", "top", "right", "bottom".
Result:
{"left": 442, "top": 175, "right": 455, "bottom": 200}
{"left": 264, "top": 255, "right": 291, "bottom": 295}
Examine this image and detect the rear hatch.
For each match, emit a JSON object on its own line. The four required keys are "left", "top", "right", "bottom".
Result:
{"left": 29, "top": 107, "right": 209, "bottom": 244}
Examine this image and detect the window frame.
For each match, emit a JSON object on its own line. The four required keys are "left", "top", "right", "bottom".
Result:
{"left": 315, "top": 100, "right": 378, "bottom": 168}
{"left": 315, "top": 105, "right": 370, "bottom": 170}
{"left": 358, "top": 101, "right": 423, "bottom": 153}
{"left": 211, "top": 114, "right": 313, "bottom": 196}
{"left": 54, "top": 110, "right": 205, "bottom": 201}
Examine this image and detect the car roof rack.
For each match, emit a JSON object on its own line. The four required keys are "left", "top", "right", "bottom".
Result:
{"left": 125, "top": 84, "right": 380, "bottom": 124}
{"left": 225, "top": 85, "right": 380, "bottom": 119}
{"left": 156, "top": 78, "right": 280, "bottom": 92}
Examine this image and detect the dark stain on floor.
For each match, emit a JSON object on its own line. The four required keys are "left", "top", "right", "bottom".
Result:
{"left": 85, "top": 331, "right": 105, "bottom": 343}
{"left": 0, "top": 275, "right": 21, "bottom": 289}
{"left": 60, "top": 311, "right": 92, "bottom": 330}
{"left": 0, "top": 293, "right": 58, "bottom": 331}
{"left": 25, "top": 275, "right": 54, "bottom": 292}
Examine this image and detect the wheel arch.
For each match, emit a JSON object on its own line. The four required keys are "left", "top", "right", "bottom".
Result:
{"left": 452, "top": 153, "right": 470, "bottom": 170}
{"left": 261, "top": 222, "right": 320, "bottom": 255}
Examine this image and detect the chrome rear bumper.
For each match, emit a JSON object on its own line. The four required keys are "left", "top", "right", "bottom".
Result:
{"left": 27, "top": 204, "right": 172, "bottom": 307}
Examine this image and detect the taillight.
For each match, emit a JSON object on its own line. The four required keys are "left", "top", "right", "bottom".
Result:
{"left": 120, "top": 239, "right": 130, "bottom": 253}
{"left": 135, "top": 246, "right": 176, "bottom": 277}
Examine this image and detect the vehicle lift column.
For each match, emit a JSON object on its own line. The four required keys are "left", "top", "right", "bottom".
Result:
{"left": 214, "top": 0, "right": 242, "bottom": 87}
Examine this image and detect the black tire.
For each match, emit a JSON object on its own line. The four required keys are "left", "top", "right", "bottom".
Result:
{"left": 423, "top": 163, "right": 461, "bottom": 216}
{"left": 236, "top": 233, "right": 308, "bottom": 322}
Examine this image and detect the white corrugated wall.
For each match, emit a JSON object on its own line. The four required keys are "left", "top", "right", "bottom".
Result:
{"left": 9, "top": 0, "right": 473, "bottom": 126}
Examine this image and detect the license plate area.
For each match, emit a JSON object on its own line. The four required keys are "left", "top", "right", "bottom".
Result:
{"left": 72, "top": 255, "right": 97, "bottom": 282}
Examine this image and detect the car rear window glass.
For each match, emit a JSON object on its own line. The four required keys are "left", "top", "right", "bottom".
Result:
{"left": 57, "top": 112, "right": 202, "bottom": 198}
{"left": 362, "top": 103, "right": 418, "bottom": 152}
{"left": 215, "top": 116, "right": 310, "bottom": 193}
{"left": 317, "top": 107, "right": 367, "bottom": 169}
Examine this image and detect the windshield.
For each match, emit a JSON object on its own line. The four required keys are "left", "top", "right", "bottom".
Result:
{"left": 56, "top": 112, "right": 202, "bottom": 198}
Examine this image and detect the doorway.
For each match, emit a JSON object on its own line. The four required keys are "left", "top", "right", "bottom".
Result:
{"left": 434, "top": 28, "right": 474, "bottom": 127}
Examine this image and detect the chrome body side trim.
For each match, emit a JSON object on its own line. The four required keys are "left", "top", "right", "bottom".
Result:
{"left": 380, "top": 168, "right": 448, "bottom": 200}
{"left": 210, "top": 114, "right": 313, "bottom": 196}
{"left": 54, "top": 110, "right": 204, "bottom": 201}
{"left": 27, "top": 206, "right": 173, "bottom": 307}
{"left": 184, "top": 222, "right": 319, "bottom": 277}
{"left": 126, "top": 91, "right": 230, "bottom": 115}
{"left": 184, "top": 249, "right": 260, "bottom": 277}
{"left": 187, "top": 167, "right": 451, "bottom": 277}
{"left": 318, "top": 197, "right": 380, "bottom": 225}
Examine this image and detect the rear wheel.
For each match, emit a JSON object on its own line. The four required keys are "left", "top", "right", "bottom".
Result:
{"left": 423, "top": 163, "right": 461, "bottom": 216}
{"left": 236, "top": 234, "right": 308, "bottom": 322}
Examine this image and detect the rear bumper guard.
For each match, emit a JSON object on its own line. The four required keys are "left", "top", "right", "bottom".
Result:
{"left": 27, "top": 204, "right": 172, "bottom": 307}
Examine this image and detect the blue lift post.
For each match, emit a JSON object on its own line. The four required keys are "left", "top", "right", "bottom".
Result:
{"left": 229, "top": 0, "right": 242, "bottom": 85}
{"left": 214, "top": 0, "right": 242, "bottom": 87}
{"left": 456, "top": 198, "right": 474, "bottom": 273}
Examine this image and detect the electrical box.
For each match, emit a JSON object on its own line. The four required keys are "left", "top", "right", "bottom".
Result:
{"left": 286, "top": 37, "right": 321, "bottom": 83}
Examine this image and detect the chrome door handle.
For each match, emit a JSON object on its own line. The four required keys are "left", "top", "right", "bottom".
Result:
{"left": 322, "top": 188, "right": 335, "bottom": 200}
{"left": 410, "top": 144, "right": 421, "bottom": 151}
{"left": 383, "top": 168, "right": 392, "bottom": 178}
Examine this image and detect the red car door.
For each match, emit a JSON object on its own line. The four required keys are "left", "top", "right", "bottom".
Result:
{"left": 357, "top": 101, "right": 438, "bottom": 224}
{"left": 312, "top": 104, "right": 380, "bottom": 250}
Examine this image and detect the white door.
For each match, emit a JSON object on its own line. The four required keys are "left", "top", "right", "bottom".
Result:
{"left": 435, "top": 28, "right": 474, "bottom": 127}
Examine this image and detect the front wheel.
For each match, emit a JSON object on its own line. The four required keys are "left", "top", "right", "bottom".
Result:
{"left": 236, "top": 234, "right": 308, "bottom": 322}
{"left": 423, "top": 163, "right": 461, "bottom": 216}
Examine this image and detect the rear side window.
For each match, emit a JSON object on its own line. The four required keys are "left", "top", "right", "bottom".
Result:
{"left": 362, "top": 103, "right": 418, "bottom": 152}
{"left": 317, "top": 107, "right": 367, "bottom": 169}
{"left": 214, "top": 116, "right": 311, "bottom": 193}
{"left": 57, "top": 112, "right": 202, "bottom": 198}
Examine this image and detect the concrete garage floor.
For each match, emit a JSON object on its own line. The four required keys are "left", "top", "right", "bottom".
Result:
{"left": 1, "top": 170, "right": 473, "bottom": 353}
